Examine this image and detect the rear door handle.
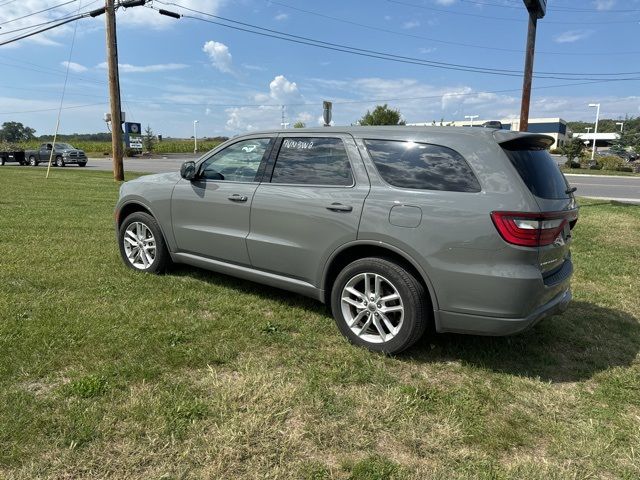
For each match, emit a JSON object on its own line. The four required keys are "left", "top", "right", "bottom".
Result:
{"left": 228, "top": 194, "right": 248, "bottom": 202}
{"left": 326, "top": 203, "right": 353, "bottom": 212}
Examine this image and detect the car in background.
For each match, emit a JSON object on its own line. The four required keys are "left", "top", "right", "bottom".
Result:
{"left": 23, "top": 142, "right": 88, "bottom": 167}
{"left": 115, "top": 126, "right": 578, "bottom": 354}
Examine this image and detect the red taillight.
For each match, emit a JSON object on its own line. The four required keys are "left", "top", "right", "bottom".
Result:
{"left": 491, "top": 210, "right": 578, "bottom": 247}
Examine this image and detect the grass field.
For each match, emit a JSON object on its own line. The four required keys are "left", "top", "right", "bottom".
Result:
{"left": 0, "top": 168, "right": 639, "bottom": 479}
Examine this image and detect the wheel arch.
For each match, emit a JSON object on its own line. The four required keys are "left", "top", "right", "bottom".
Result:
{"left": 322, "top": 241, "right": 439, "bottom": 312}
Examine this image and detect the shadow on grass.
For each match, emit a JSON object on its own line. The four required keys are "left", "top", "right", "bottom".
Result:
{"left": 168, "top": 266, "right": 638, "bottom": 383}
{"left": 410, "top": 301, "right": 640, "bottom": 383}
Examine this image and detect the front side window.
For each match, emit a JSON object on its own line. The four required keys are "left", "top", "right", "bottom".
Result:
{"left": 364, "top": 139, "right": 481, "bottom": 192}
{"left": 270, "top": 137, "right": 353, "bottom": 186}
{"left": 200, "top": 138, "right": 270, "bottom": 182}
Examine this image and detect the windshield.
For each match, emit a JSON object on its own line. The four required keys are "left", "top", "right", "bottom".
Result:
{"left": 54, "top": 143, "right": 73, "bottom": 150}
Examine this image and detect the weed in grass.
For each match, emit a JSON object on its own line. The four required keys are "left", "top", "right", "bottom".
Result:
{"left": 65, "top": 375, "right": 109, "bottom": 399}
{"left": 344, "top": 455, "right": 407, "bottom": 480}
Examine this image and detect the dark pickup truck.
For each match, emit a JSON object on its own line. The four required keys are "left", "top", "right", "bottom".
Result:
{"left": 24, "top": 143, "right": 88, "bottom": 167}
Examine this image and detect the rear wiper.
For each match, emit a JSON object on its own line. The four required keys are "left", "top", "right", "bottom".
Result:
{"left": 566, "top": 186, "right": 577, "bottom": 194}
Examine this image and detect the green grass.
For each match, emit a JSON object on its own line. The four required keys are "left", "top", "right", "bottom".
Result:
{"left": 0, "top": 169, "right": 639, "bottom": 479}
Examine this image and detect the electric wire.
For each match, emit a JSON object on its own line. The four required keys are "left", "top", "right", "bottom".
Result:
{"left": 0, "top": 0, "right": 79, "bottom": 26}
{"left": 269, "top": 1, "right": 640, "bottom": 57}
{"left": 154, "top": 2, "right": 640, "bottom": 80}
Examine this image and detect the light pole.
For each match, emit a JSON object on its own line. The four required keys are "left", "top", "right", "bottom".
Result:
{"left": 589, "top": 103, "right": 600, "bottom": 162}
{"left": 193, "top": 120, "right": 199, "bottom": 154}
{"left": 465, "top": 115, "right": 479, "bottom": 127}
{"left": 616, "top": 122, "right": 624, "bottom": 132}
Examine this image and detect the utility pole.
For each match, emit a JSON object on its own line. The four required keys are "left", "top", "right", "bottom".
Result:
{"left": 105, "top": 0, "right": 124, "bottom": 181}
{"left": 519, "top": 12, "right": 537, "bottom": 133}
{"left": 519, "top": 1, "right": 546, "bottom": 132}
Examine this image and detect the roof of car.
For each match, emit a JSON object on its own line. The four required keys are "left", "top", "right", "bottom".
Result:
{"left": 237, "top": 126, "right": 554, "bottom": 146}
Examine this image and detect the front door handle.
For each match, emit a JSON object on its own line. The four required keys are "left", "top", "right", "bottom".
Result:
{"left": 228, "top": 194, "right": 248, "bottom": 202}
{"left": 326, "top": 203, "right": 353, "bottom": 212}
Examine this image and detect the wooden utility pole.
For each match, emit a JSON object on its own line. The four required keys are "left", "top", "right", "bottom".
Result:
{"left": 519, "top": 11, "right": 537, "bottom": 133}
{"left": 105, "top": 0, "right": 124, "bottom": 181}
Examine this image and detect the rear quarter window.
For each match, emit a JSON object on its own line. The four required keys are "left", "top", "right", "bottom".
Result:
{"left": 364, "top": 139, "right": 481, "bottom": 192}
{"left": 503, "top": 149, "right": 570, "bottom": 200}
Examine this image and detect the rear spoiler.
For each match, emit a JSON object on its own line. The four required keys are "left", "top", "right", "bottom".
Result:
{"left": 493, "top": 131, "right": 554, "bottom": 151}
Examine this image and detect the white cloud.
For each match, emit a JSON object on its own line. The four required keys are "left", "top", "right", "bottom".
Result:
{"left": 96, "top": 62, "right": 188, "bottom": 73}
{"left": 402, "top": 20, "right": 420, "bottom": 29}
{"left": 593, "top": 0, "right": 616, "bottom": 10}
{"left": 435, "top": 0, "right": 456, "bottom": 5}
{"left": 419, "top": 47, "right": 437, "bottom": 54}
{"left": 242, "top": 64, "right": 267, "bottom": 71}
{"left": 61, "top": 61, "right": 87, "bottom": 73}
{"left": 274, "top": 13, "right": 289, "bottom": 21}
{"left": 203, "top": 41, "right": 233, "bottom": 74}
{"left": 554, "top": 30, "right": 592, "bottom": 44}
{"left": 225, "top": 75, "right": 304, "bottom": 132}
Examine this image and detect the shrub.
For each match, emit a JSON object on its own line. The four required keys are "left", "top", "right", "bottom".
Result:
{"left": 589, "top": 162, "right": 603, "bottom": 170}
{"left": 617, "top": 166, "right": 633, "bottom": 172}
{"left": 599, "top": 155, "right": 624, "bottom": 171}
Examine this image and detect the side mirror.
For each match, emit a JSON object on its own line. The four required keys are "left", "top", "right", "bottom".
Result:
{"left": 180, "top": 161, "right": 197, "bottom": 180}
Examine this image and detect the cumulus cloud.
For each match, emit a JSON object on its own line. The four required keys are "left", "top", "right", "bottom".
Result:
{"left": 225, "top": 75, "right": 306, "bottom": 132}
{"left": 554, "top": 30, "right": 592, "bottom": 44}
{"left": 61, "top": 61, "right": 87, "bottom": 73}
{"left": 96, "top": 62, "right": 188, "bottom": 73}
{"left": 203, "top": 41, "right": 233, "bottom": 74}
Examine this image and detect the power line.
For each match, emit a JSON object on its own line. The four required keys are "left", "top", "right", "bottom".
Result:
{"left": 0, "top": 0, "right": 100, "bottom": 37}
{"left": 269, "top": 1, "right": 640, "bottom": 57}
{"left": 154, "top": 3, "right": 640, "bottom": 81}
{"left": 0, "top": 102, "right": 107, "bottom": 115}
{"left": 0, "top": 0, "right": 79, "bottom": 26}
{"left": 455, "top": 0, "right": 640, "bottom": 13}
{"left": 385, "top": 0, "right": 640, "bottom": 25}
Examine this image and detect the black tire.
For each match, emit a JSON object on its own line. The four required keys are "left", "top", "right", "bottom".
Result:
{"left": 331, "top": 257, "right": 428, "bottom": 354}
{"left": 28, "top": 155, "right": 38, "bottom": 167}
{"left": 118, "top": 211, "right": 169, "bottom": 274}
{"left": 0, "top": 157, "right": 5, "bottom": 166}
{"left": 55, "top": 156, "right": 65, "bottom": 167}
{"left": 78, "top": 162, "right": 87, "bottom": 167}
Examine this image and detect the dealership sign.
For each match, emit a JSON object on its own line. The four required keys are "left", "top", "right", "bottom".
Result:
{"left": 124, "top": 122, "right": 142, "bottom": 150}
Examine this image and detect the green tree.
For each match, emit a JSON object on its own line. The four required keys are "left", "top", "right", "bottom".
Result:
{"left": 358, "top": 104, "right": 405, "bottom": 126}
{"left": 0, "top": 122, "right": 36, "bottom": 142}
{"left": 609, "top": 130, "right": 633, "bottom": 156}
{"left": 559, "top": 137, "right": 585, "bottom": 167}
{"left": 143, "top": 125, "right": 155, "bottom": 153}
{"left": 293, "top": 121, "right": 306, "bottom": 128}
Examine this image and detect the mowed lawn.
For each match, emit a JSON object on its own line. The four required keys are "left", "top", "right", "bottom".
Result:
{"left": 0, "top": 168, "right": 639, "bottom": 479}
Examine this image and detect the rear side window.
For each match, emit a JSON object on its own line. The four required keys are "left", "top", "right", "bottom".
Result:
{"left": 271, "top": 137, "right": 353, "bottom": 186}
{"left": 503, "top": 149, "right": 570, "bottom": 199}
{"left": 364, "top": 140, "right": 481, "bottom": 192}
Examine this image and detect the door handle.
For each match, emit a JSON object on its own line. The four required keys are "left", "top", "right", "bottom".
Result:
{"left": 326, "top": 203, "right": 353, "bottom": 212}
{"left": 228, "top": 194, "right": 248, "bottom": 202}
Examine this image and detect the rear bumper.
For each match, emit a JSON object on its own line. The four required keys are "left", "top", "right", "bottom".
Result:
{"left": 436, "top": 287, "right": 572, "bottom": 336}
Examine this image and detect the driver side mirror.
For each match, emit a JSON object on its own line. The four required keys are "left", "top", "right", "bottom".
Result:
{"left": 180, "top": 161, "right": 197, "bottom": 181}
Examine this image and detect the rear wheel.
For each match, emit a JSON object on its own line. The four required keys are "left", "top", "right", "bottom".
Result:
{"left": 55, "top": 156, "right": 64, "bottom": 167}
{"left": 331, "top": 257, "right": 428, "bottom": 354}
{"left": 118, "top": 212, "right": 169, "bottom": 274}
{"left": 0, "top": 157, "right": 5, "bottom": 166}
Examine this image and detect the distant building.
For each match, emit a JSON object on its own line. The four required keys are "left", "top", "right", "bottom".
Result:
{"left": 407, "top": 117, "right": 571, "bottom": 149}
{"left": 573, "top": 132, "right": 619, "bottom": 148}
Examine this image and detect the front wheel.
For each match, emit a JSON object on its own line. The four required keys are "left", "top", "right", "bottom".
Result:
{"left": 118, "top": 212, "right": 169, "bottom": 274}
{"left": 78, "top": 162, "right": 87, "bottom": 167}
{"left": 55, "top": 156, "right": 65, "bottom": 167}
{"left": 331, "top": 257, "right": 428, "bottom": 354}
{"left": 28, "top": 155, "right": 38, "bottom": 166}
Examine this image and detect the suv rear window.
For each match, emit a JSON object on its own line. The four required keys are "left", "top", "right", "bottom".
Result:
{"left": 503, "top": 149, "right": 570, "bottom": 199}
{"left": 364, "top": 139, "right": 480, "bottom": 192}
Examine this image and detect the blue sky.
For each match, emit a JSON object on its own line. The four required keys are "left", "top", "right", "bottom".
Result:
{"left": 0, "top": 0, "right": 639, "bottom": 137}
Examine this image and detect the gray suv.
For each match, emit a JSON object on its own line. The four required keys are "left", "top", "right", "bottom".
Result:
{"left": 115, "top": 127, "right": 578, "bottom": 354}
